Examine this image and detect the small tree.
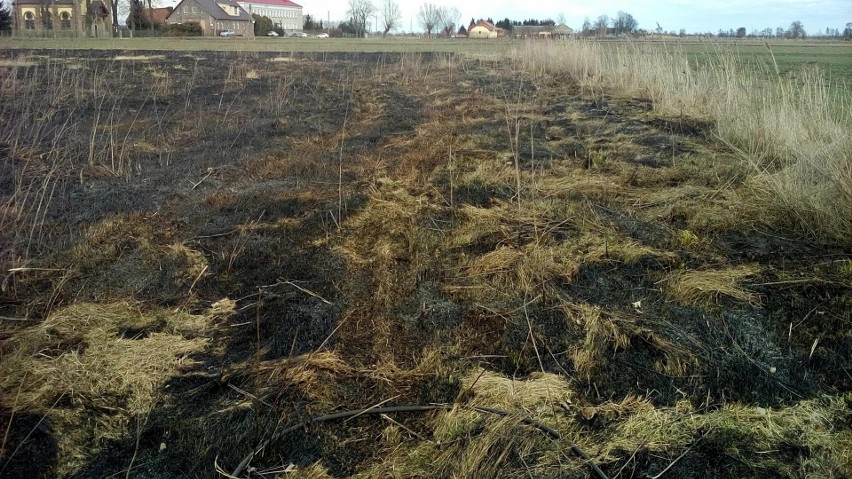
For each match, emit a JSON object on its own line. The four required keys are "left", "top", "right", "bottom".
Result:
{"left": 380, "top": 0, "right": 400, "bottom": 37}
{"left": 594, "top": 15, "right": 609, "bottom": 36}
{"left": 845, "top": 22, "right": 852, "bottom": 40}
{"left": 787, "top": 20, "right": 805, "bottom": 39}
{"left": 417, "top": 3, "right": 441, "bottom": 37}
{"left": 736, "top": 27, "right": 746, "bottom": 38}
{"left": 581, "top": 17, "right": 591, "bottom": 34}
{"left": 612, "top": 11, "right": 633, "bottom": 34}
{"left": 252, "top": 14, "right": 273, "bottom": 35}
{"left": 347, "top": 0, "right": 374, "bottom": 38}
{"left": 495, "top": 18, "right": 512, "bottom": 31}
{"left": 457, "top": 25, "right": 466, "bottom": 36}
{"left": 438, "top": 6, "right": 459, "bottom": 37}
{"left": 0, "top": 0, "right": 12, "bottom": 32}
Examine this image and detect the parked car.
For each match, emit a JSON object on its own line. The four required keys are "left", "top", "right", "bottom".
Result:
{"left": 316, "top": 33, "right": 329, "bottom": 38}
{"left": 267, "top": 31, "right": 279, "bottom": 36}
{"left": 289, "top": 32, "right": 308, "bottom": 37}
{"left": 219, "top": 29, "right": 236, "bottom": 37}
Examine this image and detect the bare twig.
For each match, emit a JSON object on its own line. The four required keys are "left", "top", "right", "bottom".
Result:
{"left": 282, "top": 280, "right": 331, "bottom": 304}
{"left": 190, "top": 167, "right": 214, "bottom": 190}
{"left": 380, "top": 413, "right": 431, "bottom": 442}
{"left": 187, "top": 265, "right": 208, "bottom": 294}
{"left": 344, "top": 395, "right": 401, "bottom": 423}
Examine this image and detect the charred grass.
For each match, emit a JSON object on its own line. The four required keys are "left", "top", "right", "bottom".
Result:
{"left": 0, "top": 49, "right": 850, "bottom": 478}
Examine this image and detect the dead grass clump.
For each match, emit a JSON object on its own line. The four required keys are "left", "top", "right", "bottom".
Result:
{"left": 335, "top": 180, "right": 440, "bottom": 307}
{"left": 68, "top": 215, "right": 207, "bottom": 301}
{"left": 665, "top": 265, "right": 761, "bottom": 307}
{"left": 0, "top": 302, "right": 213, "bottom": 476}
{"left": 534, "top": 169, "right": 621, "bottom": 202}
{"left": 0, "top": 58, "right": 37, "bottom": 67}
{"left": 464, "top": 243, "right": 582, "bottom": 295}
{"left": 564, "top": 303, "right": 632, "bottom": 377}
{"left": 584, "top": 239, "right": 675, "bottom": 265}
{"left": 605, "top": 395, "right": 852, "bottom": 477}
{"left": 360, "top": 369, "right": 589, "bottom": 479}
{"left": 562, "top": 301, "right": 695, "bottom": 378}
{"left": 243, "top": 351, "right": 354, "bottom": 406}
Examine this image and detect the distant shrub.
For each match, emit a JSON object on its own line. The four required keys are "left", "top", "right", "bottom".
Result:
{"left": 164, "top": 22, "right": 202, "bottom": 36}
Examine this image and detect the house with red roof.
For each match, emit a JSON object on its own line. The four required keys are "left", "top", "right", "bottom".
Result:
{"left": 236, "top": 0, "right": 302, "bottom": 32}
{"left": 126, "top": 7, "right": 174, "bottom": 28}
{"left": 468, "top": 20, "right": 505, "bottom": 39}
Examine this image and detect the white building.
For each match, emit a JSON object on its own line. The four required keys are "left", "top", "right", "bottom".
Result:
{"left": 236, "top": 0, "right": 302, "bottom": 31}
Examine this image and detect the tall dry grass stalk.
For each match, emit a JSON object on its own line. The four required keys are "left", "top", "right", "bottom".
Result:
{"left": 511, "top": 40, "right": 851, "bottom": 244}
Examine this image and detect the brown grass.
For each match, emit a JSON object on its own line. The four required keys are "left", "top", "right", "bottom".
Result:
{"left": 0, "top": 302, "right": 216, "bottom": 475}
{"left": 512, "top": 41, "right": 852, "bottom": 245}
{"left": 664, "top": 265, "right": 761, "bottom": 306}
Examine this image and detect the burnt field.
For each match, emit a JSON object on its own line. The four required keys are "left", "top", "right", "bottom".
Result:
{"left": 0, "top": 49, "right": 850, "bottom": 478}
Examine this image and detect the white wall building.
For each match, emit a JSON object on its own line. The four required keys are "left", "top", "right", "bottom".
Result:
{"left": 236, "top": 0, "right": 302, "bottom": 31}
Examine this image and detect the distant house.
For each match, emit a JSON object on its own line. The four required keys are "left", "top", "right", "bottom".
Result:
{"left": 468, "top": 20, "right": 498, "bottom": 39}
{"left": 126, "top": 7, "right": 174, "bottom": 28}
{"left": 12, "top": 0, "right": 112, "bottom": 37}
{"left": 165, "top": 0, "right": 254, "bottom": 37}
{"left": 236, "top": 0, "right": 302, "bottom": 32}
{"left": 552, "top": 23, "right": 574, "bottom": 38}
{"left": 512, "top": 24, "right": 574, "bottom": 39}
{"left": 512, "top": 25, "right": 549, "bottom": 38}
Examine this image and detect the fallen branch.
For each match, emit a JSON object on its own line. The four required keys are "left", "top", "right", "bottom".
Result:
{"left": 191, "top": 167, "right": 214, "bottom": 190}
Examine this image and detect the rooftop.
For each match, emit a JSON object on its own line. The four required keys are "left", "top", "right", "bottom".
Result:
{"left": 235, "top": 0, "right": 301, "bottom": 7}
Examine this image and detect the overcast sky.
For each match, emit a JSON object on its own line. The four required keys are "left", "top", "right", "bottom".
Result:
{"left": 295, "top": 0, "right": 851, "bottom": 34}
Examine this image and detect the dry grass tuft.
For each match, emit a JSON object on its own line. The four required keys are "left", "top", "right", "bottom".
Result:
{"left": 0, "top": 302, "right": 216, "bottom": 475}
{"left": 335, "top": 179, "right": 440, "bottom": 307}
{"left": 65, "top": 215, "right": 207, "bottom": 301}
{"left": 361, "top": 369, "right": 585, "bottom": 479}
{"left": 665, "top": 265, "right": 761, "bottom": 306}
{"left": 248, "top": 351, "right": 354, "bottom": 405}
{"left": 605, "top": 395, "right": 852, "bottom": 477}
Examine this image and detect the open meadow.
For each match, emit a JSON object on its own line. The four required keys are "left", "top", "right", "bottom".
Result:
{"left": 0, "top": 38, "right": 850, "bottom": 478}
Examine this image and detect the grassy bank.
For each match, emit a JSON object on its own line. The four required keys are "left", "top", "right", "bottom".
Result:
{"left": 511, "top": 40, "right": 852, "bottom": 244}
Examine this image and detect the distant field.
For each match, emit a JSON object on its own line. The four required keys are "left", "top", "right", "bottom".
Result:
{"left": 672, "top": 39, "right": 852, "bottom": 80}
{"left": 2, "top": 37, "right": 851, "bottom": 78}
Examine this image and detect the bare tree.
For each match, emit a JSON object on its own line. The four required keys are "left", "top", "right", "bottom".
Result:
{"left": 438, "top": 6, "right": 459, "bottom": 37}
{"left": 380, "top": 0, "right": 400, "bottom": 37}
{"left": 613, "top": 11, "right": 637, "bottom": 35}
{"left": 416, "top": 3, "right": 441, "bottom": 37}
{"left": 594, "top": 15, "right": 609, "bottom": 36}
{"left": 347, "top": 0, "right": 375, "bottom": 38}
{"left": 787, "top": 20, "right": 806, "bottom": 39}
{"left": 110, "top": 0, "right": 120, "bottom": 35}
{"left": 556, "top": 13, "right": 565, "bottom": 25}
